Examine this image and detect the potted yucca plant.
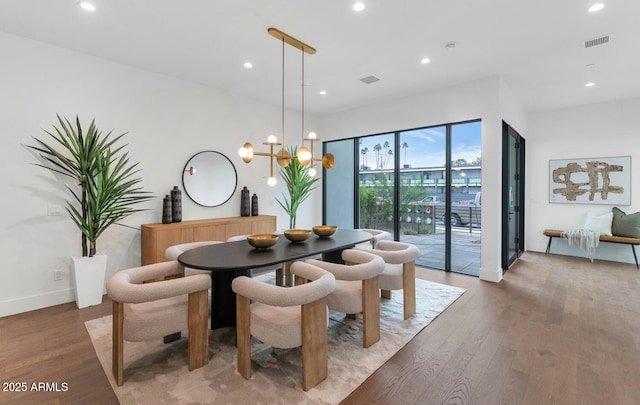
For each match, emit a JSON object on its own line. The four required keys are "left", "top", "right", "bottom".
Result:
{"left": 26, "top": 115, "right": 153, "bottom": 308}
{"left": 276, "top": 146, "right": 319, "bottom": 229}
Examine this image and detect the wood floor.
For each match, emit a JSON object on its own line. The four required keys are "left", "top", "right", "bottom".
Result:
{"left": 1, "top": 251, "right": 639, "bottom": 404}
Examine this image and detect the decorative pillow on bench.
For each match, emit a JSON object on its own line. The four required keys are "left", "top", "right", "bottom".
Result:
{"left": 583, "top": 210, "right": 613, "bottom": 236}
{"left": 612, "top": 207, "right": 640, "bottom": 238}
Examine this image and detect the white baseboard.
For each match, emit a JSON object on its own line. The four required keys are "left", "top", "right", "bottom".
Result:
{"left": 0, "top": 288, "right": 76, "bottom": 318}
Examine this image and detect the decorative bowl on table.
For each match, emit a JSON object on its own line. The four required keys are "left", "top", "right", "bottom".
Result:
{"left": 246, "top": 234, "right": 279, "bottom": 249}
{"left": 312, "top": 225, "right": 337, "bottom": 238}
{"left": 283, "top": 229, "right": 312, "bottom": 243}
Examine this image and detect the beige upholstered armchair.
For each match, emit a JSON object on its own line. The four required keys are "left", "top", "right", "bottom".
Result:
{"left": 106, "top": 261, "right": 211, "bottom": 386}
{"left": 360, "top": 240, "right": 420, "bottom": 319}
{"left": 165, "top": 241, "right": 223, "bottom": 275}
{"left": 165, "top": 241, "right": 221, "bottom": 298}
{"left": 356, "top": 228, "right": 392, "bottom": 249}
{"left": 231, "top": 261, "right": 336, "bottom": 391}
{"left": 165, "top": 241, "right": 224, "bottom": 261}
{"left": 306, "top": 249, "right": 385, "bottom": 348}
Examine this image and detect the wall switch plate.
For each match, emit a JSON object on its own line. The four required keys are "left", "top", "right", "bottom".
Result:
{"left": 53, "top": 270, "right": 63, "bottom": 281}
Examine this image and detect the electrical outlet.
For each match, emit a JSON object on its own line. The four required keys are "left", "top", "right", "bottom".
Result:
{"left": 47, "top": 205, "right": 63, "bottom": 216}
{"left": 53, "top": 270, "right": 63, "bottom": 281}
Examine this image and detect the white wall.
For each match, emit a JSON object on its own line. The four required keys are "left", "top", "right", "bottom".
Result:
{"left": 526, "top": 97, "right": 640, "bottom": 265}
{"left": 0, "top": 32, "right": 320, "bottom": 316}
{"left": 318, "top": 76, "right": 527, "bottom": 282}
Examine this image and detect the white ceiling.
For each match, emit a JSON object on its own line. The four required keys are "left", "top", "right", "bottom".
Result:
{"left": 1, "top": 0, "right": 639, "bottom": 116}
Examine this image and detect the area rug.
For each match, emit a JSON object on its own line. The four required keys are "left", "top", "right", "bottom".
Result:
{"left": 85, "top": 278, "right": 465, "bottom": 404}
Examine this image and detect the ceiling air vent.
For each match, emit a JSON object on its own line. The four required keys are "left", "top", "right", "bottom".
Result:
{"left": 360, "top": 75, "right": 380, "bottom": 84}
{"left": 584, "top": 34, "right": 610, "bottom": 48}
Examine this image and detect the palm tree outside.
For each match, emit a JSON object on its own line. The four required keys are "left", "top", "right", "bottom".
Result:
{"left": 373, "top": 144, "right": 382, "bottom": 168}
{"left": 402, "top": 141, "right": 409, "bottom": 167}
{"left": 384, "top": 149, "right": 393, "bottom": 168}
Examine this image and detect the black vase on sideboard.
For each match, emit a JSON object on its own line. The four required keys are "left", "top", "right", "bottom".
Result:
{"left": 171, "top": 186, "right": 182, "bottom": 222}
{"left": 251, "top": 193, "right": 259, "bottom": 216}
{"left": 162, "top": 195, "right": 172, "bottom": 224}
{"left": 240, "top": 186, "right": 251, "bottom": 217}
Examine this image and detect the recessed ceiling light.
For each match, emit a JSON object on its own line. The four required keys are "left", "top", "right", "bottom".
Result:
{"left": 421, "top": 58, "right": 431, "bottom": 65}
{"left": 353, "top": 2, "right": 365, "bottom": 12}
{"left": 589, "top": 3, "right": 604, "bottom": 12}
{"left": 585, "top": 82, "right": 595, "bottom": 87}
{"left": 320, "top": 90, "right": 327, "bottom": 95}
{"left": 243, "top": 62, "right": 253, "bottom": 68}
{"left": 79, "top": 2, "right": 96, "bottom": 12}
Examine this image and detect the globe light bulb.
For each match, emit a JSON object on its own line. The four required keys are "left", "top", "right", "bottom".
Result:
{"left": 238, "top": 142, "right": 254, "bottom": 163}
{"left": 308, "top": 131, "right": 317, "bottom": 140}
{"left": 308, "top": 167, "right": 317, "bottom": 177}
{"left": 267, "top": 176, "right": 278, "bottom": 187}
{"left": 297, "top": 147, "right": 312, "bottom": 165}
{"left": 267, "top": 135, "right": 278, "bottom": 144}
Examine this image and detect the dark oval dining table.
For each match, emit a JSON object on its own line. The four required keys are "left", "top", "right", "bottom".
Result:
{"left": 178, "top": 228, "right": 372, "bottom": 329}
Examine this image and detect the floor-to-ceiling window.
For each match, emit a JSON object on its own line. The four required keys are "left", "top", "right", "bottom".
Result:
{"left": 324, "top": 120, "right": 482, "bottom": 276}
{"left": 357, "top": 133, "right": 396, "bottom": 238}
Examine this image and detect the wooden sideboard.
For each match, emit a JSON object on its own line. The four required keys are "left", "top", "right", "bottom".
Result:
{"left": 141, "top": 215, "right": 277, "bottom": 265}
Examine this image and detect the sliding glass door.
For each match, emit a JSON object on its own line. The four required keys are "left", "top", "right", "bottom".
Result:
{"left": 398, "top": 126, "right": 446, "bottom": 270}
{"left": 324, "top": 120, "right": 482, "bottom": 276}
{"left": 357, "top": 133, "right": 396, "bottom": 239}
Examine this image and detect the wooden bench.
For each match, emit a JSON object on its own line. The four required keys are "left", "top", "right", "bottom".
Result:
{"left": 543, "top": 229, "right": 640, "bottom": 268}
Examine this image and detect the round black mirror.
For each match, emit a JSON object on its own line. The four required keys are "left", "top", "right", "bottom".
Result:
{"left": 182, "top": 151, "right": 237, "bottom": 207}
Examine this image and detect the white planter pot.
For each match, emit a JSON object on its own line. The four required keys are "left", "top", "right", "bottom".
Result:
{"left": 72, "top": 254, "right": 107, "bottom": 309}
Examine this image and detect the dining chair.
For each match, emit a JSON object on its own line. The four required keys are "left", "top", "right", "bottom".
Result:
{"left": 165, "top": 241, "right": 222, "bottom": 298}
{"left": 360, "top": 240, "right": 420, "bottom": 320}
{"left": 165, "top": 241, "right": 224, "bottom": 275}
{"left": 232, "top": 261, "right": 336, "bottom": 391}
{"left": 356, "top": 228, "right": 392, "bottom": 249}
{"left": 306, "top": 249, "right": 385, "bottom": 348}
{"left": 165, "top": 240, "right": 224, "bottom": 260}
{"left": 106, "top": 260, "right": 211, "bottom": 386}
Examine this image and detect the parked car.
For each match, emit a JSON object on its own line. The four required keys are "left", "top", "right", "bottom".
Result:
{"left": 411, "top": 193, "right": 481, "bottom": 226}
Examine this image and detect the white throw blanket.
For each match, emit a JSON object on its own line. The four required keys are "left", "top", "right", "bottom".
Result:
{"left": 561, "top": 229, "right": 600, "bottom": 262}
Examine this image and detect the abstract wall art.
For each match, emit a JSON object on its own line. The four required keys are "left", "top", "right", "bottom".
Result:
{"left": 549, "top": 156, "right": 631, "bottom": 205}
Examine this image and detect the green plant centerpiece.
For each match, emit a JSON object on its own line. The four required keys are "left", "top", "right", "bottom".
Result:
{"left": 25, "top": 115, "right": 153, "bottom": 307}
{"left": 276, "top": 146, "right": 319, "bottom": 229}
